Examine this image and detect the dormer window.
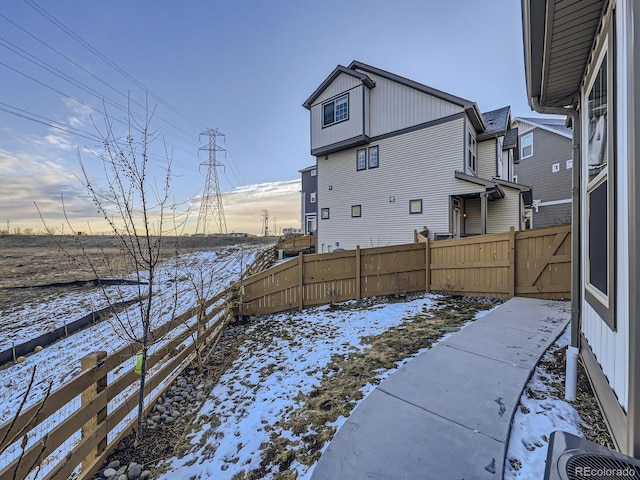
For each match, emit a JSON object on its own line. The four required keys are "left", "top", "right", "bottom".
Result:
{"left": 323, "top": 94, "right": 349, "bottom": 127}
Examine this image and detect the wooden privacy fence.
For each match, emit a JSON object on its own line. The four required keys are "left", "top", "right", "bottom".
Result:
{"left": 241, "top": 224, "right": 571, "bottom": 316}
{"left": 0, "top": 246, "right": 275, "bottom": 480}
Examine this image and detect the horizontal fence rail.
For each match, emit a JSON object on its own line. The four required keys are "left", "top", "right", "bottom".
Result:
{"left": 242, "top": 224, "right": 571, "bottom": 316}
{"left": 0, "top": 246, "right": 276, "bottom": 480}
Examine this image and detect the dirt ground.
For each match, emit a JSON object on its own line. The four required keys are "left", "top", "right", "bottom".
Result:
{"left": 0, "top": 234, "right": 275, "bottom": 313}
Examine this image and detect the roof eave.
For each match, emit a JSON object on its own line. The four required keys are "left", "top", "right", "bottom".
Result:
{"left": 302, "top": 65, "right": 375, "bottom": 110}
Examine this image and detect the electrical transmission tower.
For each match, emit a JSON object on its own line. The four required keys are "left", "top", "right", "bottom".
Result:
{"left": 196, "top": 128, "right": 228, "bottom": 235}
{"left": 261, "top": 209, "right": 269, "bottom": 237}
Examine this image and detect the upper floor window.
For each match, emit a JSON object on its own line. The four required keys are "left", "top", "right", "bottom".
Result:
{"left": 310, "top": 192, "right": 316, "bottom": 203}
{"left": 521, "top": 133, "right": 533, "bottom": 158}
{"left": 467, "top": 131, "right": 476, "bottom": 172}
{"left": 357, "top": 149, "right": 366, "bottom": 171}
{"left": 310, "top": 168, "right": 316, "bottom": 176}
{"left": 552, "top": 162, "right": 560, "bottom": 173}
{"left": 323, "top": 94, "right": 349, "bottom": 127}
{"left": 368, "top": 146, "right": 379, "bottom": 169}
{"left": 566, "top": 160, "right": 573, "bottom": 169}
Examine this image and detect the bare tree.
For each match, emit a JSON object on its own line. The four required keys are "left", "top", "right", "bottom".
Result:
{"left": 39, "top": 99, "right": 188, "bottom": 447}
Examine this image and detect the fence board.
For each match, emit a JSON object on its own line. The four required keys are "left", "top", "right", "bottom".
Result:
{"left": 241, "top": 224, "right": 571, "bottom": 315}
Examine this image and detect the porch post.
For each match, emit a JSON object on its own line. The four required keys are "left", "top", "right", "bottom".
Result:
{"left": 481, "top": 192, "right": 488, "bottom": 235}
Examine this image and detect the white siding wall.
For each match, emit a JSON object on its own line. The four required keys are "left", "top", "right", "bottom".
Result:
{"left": 317, "top": 117, "right": 484, "bottom": 250}
{"left": 310, "top": 74, "right": 366, "bottom": 152}
{"left": 477, "top": 139, "right": 496, "bottom": 179}
{"left": 359, "top": 71, "right": 465, "bottom": 137}
{"left": 487, "top": 187, "right": 521, "bottom": 233}
{"left": 579, "top": 0, "right": 630, "bottom": 411}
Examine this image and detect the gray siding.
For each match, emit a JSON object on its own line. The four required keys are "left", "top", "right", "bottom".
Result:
{"left": 487, "top": 186, "right": 522, "bottom": 233}
{"left": 514, "top": 126, "right": 572, "bottom": 205}
{"left": 534, "top": 203, "right": 571, "bottom": 227}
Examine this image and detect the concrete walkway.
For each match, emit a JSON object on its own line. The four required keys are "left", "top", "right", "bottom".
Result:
{"left": 310, "top": 297, "right": 571, "bottom": 480}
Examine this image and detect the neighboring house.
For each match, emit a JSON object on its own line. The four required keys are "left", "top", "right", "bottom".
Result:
{"left": 299, "top": 165, "right": 317, "bottom": 235}
{"left": 302, "top": 61, "right": 531, "bottom": 251}
{"left": 523, "top": 0, "right": 640, "bottom": 457}
{"left": 512, "top": 117, "right": 573, "bottom": 227}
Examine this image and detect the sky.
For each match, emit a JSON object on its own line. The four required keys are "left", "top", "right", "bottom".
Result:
{"left": 0, "top": 0, "right": 540, "bottom": 236}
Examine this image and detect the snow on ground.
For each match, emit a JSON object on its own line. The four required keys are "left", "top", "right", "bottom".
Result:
{"left": 0, "top": 246, "right": 261, "bottom": 424}
{"left": 158, "top": 294, "right": 470, "bottom": 480}
{"left": 504, "top": 326, "right": 585, "bottom": 479}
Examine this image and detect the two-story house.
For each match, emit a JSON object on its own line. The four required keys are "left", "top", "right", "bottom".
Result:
{"left": 512, "top": 117, "right": 573, "bottom": 228}
{"left": 299, "top": 165, "right": 317, "bottom": 235}
{"left": 302, "top": 61, "right": 531, "bottom": 251}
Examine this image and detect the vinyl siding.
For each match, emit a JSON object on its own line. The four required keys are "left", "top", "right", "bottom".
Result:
{"left": 579, "top": 0, "right": 630, "bottom": 412}
{"left": 360, "top": 71, "right": 465, "bottom": 138}
{"left": 310, "top": 84, "right": 366, "bottom": 152}
{"left": 487, "top": 186, "right": 522, "bottom": 233}
{"left": 477, "top": 139, "right": 496, "bottom": 179}
{"left": 464, "top": 198, "right": 482, "bottom": 234}
{"left": 514, "top": 127, "right": 572, "bottom": 206}
{"left": 534, "top": 204, "right": 571, "bottom": 226}
{"left": 317, "top": 117, "right": 482, "bottom": 250}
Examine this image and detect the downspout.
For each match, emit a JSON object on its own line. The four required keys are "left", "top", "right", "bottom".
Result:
{"left": 530, "top": 97, "right": 581, "bottom": 400}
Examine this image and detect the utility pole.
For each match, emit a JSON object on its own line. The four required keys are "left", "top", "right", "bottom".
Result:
{"left": 261, "top": 209, "right": 269, "bottom": 237}
{"left": 196, "top": 128, "right": 228, "bottom": 235}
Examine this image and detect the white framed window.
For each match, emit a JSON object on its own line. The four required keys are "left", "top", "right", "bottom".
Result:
{"left": 566, "top": 160, "right": 573, "bottom": 169}
{"left": 356, "top": 149, "right": 366, "bottom": 171}
{"left": 409, "top": 199, "right": 423, "bottom": 214}
{"left": 351, "top": 205, "right": 361, "bottom": 218}
{"left": 552, "top": 162, "right": 560, "bottom": 173}
{"left": 584, "top": 24, "right": 616, "bottom": 331}
{"left": 368, "top": 146, "right": 379, "bottom": 169}
{"left": 321, "top": 208, "right": 330, "bottom": 220}
{"left": 323, "top": 94, "right": 349, "bottom": 127}
{"left": 310, "top": 168, "right": 316, "bottom": 176}
{"left": 467, "top": 130, "right": 476, "bottom": 172}
{"left": 521, "top": 133, "right": 533, "bottom": 158}
{"left": 310, "top": 192, "right": 316, "bottom": 203}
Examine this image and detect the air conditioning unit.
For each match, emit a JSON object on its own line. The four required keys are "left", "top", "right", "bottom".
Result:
{"left": 544, "top": 431, "right": 640, "bottom": 479}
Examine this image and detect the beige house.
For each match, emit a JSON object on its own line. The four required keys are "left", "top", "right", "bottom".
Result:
{"left": 302, "top": 61, "right": 531, "bottom": 251}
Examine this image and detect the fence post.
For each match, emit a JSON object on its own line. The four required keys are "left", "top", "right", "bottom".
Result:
{"left": 81, "top": 351, "right": 108, "bottom": 473}
{"left": 425, "top": 238, "right": 431, "bottom": 293}
{"left": 355, "top": 246, "right": 361, "bottom": 300}
{"left": 508, "top": 226, "right": 516, "bottom": 298}
{"left": 298, "top": 252, "right": 304, "bottom": 311}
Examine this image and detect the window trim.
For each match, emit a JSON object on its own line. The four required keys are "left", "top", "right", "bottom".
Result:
{"left": 368, "top": 145, "right": 379, "bottom": 169}
{"left": 310, "top": 168, "right": 316, "bottom": 176}
{"left": 351, "top": 205, "right": 362, "bottom": 218}
{"left": 409, "top": 199, "right": 423, "bottom": 214}
{"left": 310, "top": 192, "right": 316, "bottom": 203}
{"left": 521, "top": 132, "right": 533, "bottom": 159}
{"left": 321, "top": 208, "right": 330, "bottom": 220}
{"left": 583, "top": 20, "right": 616, "bottom": 331}
{"left": 356, "top": 149, "right": 367, "bottom": 171}
{"left": 322, "top": 93, "right": 349, "bottom": 128}
{"left": 467, "top": 130, "right": 477, "bottom": 173}
{"left": 566, "top": 160, "right": 573, "bottom": 169}
{"left": 552, "top": 162, "right": 560, "bottom": 173}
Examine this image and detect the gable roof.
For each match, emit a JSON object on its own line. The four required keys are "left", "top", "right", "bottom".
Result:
{"left": 303, "top": 60, "right": 486, "bottom": 131}
{"left": 477, "top": 106, "right": 511, "bottom": 140}
{"left": 302, "top": 65, "right": 375, "bottom": 109}
{"left": 513, "top": 117, "right": 572, "bottom": 139}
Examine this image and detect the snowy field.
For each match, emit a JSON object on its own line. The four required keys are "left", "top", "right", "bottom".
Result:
{"left": 0, "top": 246, "right": 262, "bottom": 424}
